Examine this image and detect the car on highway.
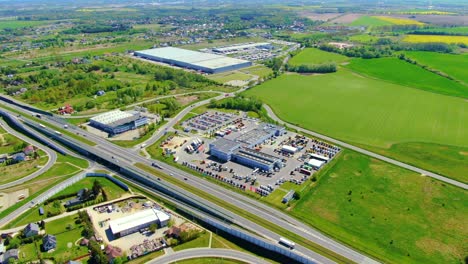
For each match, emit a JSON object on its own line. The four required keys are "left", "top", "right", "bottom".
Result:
{"left": 184, "top": 177, "right": 188, "bottom": 181}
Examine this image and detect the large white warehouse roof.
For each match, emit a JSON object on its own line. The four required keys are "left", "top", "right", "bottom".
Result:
{"left": 90, "top": 110, "right": 138, "bottom": 127}
{"left": 134, "top": 47, "right": 252, "bottom": 73}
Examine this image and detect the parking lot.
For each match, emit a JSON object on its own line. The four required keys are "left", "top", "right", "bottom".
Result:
{"left": 169, "top": 112, "right": 341, "bottom": 201}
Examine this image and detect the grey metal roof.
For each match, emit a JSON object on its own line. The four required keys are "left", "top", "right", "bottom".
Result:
{"left": 210, "top": 138, "right": 241, "bottom": 153}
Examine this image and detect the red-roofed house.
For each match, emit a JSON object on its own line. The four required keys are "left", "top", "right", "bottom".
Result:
{"left": 58, "top": 104, "right": 74, "bottom": 115}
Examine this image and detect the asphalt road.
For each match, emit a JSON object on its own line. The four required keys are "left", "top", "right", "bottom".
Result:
{"left": 0, "top": 120, "right": 57, "bottom": 190}
{"left": 148, "top": 248, "right": 272, "bottom": 264}
{"left": 0, "top": 170, "right": 90, "bottom": 227}
{"left": 263, "top": 105, "right": 468, "bottom": 190}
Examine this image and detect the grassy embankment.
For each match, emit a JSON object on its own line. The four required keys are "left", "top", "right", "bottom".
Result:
{"left": 245, "top": 69, "right": 468, "bottom": 183}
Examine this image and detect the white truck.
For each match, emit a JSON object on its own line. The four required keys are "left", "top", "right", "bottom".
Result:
{"left": 279, "top": 237, "right": 295, "bottom": 249}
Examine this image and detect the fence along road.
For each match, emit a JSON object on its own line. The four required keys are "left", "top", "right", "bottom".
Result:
{"left": 263, "top": 105, "right": 468, "bottom": 190}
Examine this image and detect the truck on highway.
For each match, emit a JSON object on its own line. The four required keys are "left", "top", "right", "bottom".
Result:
{"left": 152, "top": 162, "right": 162, "bottom": 169}
{"left": 279, "top": 237, "right": 295, "bottom": 249}
{"left": 54, "top": 131, "right": 62, "bottom": 136}
{"left": 39, "top": 124, "right": 46, "bottom": 128}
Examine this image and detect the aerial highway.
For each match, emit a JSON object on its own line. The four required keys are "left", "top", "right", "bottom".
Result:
{"left": 263, "top": 105, "right": 468, "bottom": 190}
{"left": 0, "top": 108, "right": 330, "bottom": 264}
{"left": 148, "top": 248, "right": 272, "bottom": 264}
{"left": 0, "top": 120, "right": 57, "bottom": 190}
{"left": 0, "top": 99, "right": 378, "bottom": 264}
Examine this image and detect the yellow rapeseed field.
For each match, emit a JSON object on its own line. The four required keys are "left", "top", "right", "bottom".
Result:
{"left": 376, "top": 16, "right": 425, "bottom": 25}
{"left": 404, "top": 34, "right": 468, "bottom": 44}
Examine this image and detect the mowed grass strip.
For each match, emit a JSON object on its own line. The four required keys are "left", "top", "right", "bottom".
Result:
{"left": 345, "top": 57, "right": 468, "bottom": 98}
{"left": 404, "top": 51, "right": 468, "bottom": 84}
{"left": 135, "top": 163, "right": 352, "bottom": 264}
{"left": 403, "top": 34, "right": 468, "bottom": 44}
{"left": 289, "top": 48, "right": 348, "bottom": 66}
{"left": 290, "top": 150, "right": 468, "bottom": 264}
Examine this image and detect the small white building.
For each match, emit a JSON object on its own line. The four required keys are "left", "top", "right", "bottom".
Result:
{"left": 109, "top": 209, "right": 170, "bottom": 238}
{"left": 281, "top": 145, "right": 297, "bottom": 154}
{"left": 307, "top": 159, "right": 325, "bottom": 170}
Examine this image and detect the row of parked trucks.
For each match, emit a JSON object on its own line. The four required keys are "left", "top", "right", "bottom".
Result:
{"left": 185, "top": 138, "right": 204, "bottom": 153}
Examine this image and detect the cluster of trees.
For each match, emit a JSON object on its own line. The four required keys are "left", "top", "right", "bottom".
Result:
{"left": 9, "top": 56, "right": 218, "bottom": 111}
{"left": 391, "top": 42, "right": 454, "bottom": 53}
{"left": 208, "top": 95, "right": 262, "bottom": 113}
{"left": 286, "top": 63, "right": 337, "bottom": 73}
{"left": 63, "top": 23, "right": 132, "bottom": 34}
{"left": 319, "top": 44, "right": 392, "bottom": 59}
{"left": 78, "top": 210, "right": 95, "bottom": 239}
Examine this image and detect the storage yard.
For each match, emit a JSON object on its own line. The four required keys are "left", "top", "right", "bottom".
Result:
{"left": 134, "top": 47, "right": 252, "bottom": 74}
{"left": 202, "top": 40, "right": 300, "bottom": 61}
{"left": 89, "top": 197, "right": 186, "bottom": 258}
{"left": 163, "top": 111, "right": 340, "bottom": 201}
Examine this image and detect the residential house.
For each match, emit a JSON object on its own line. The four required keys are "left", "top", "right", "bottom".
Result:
{"left": 42, "top": 234, "right": 56, "bottom": 251}
{"left": 23, "top": 145, "right": 35, "bottom": 155}
{"left": 12, "top": 153, "right": 26, "bottom": 162}
{"left": 3, "top": 249, "right": 19, "bottom": 263}
{"left": 58, "top": 104, "right": 74, "bottom": 115}
{"left": 24, "top": 223, "right": 39, "bottom": 238}
{"left": 104, "top": 245, "right": 123, "bottom": 263}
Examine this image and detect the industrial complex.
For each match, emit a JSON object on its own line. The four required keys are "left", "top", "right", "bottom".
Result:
{"left": 89, "top": 110, "right": 148, "bottom": 136}
{"left": 134, "top": 47, "right": 252, "bottom": 74}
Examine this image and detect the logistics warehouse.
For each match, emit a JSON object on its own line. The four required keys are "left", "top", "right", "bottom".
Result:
{"left": 89, "top": 110, "right": 148, "bottom": 136}
{"left": 134, "top": 47, "right": 252, "bottom": 74}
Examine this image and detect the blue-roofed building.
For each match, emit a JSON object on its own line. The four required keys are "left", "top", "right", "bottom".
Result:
{"left": 42, "top": 234, "right": 56, "bottom": 251}
{"left": 12, "top": 153, "right": 26, "bottom": 162}
{"left": 24, "top": 223, "right": 40, "bottom": 238}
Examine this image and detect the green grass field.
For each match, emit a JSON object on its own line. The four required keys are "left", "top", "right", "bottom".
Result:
{"left": 0, "top": 20, "right": 51, "bottom": 30}
{"left": 289, "top": 48, "right": 348, "bottom": 66}
{"left": 208, "top": 71, "right": 253, "bottom": 83}
{"left": 345, "top": 57, "right": 468, "bottom": 98}
{"left": 245, "top": 70, "right": 468, "bottom": 182}
{"left": 349, "top": 16, "right": 393, "bottom": 27}
{"left": 290, "top": 150, "right": 468, "bottom": 264}
{"left": 404, "top": 51, "right": 468, "bottom": 84}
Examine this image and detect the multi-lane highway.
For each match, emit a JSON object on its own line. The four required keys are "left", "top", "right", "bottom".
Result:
{"left": 0, "top": 99, "right": 379, "bottom": 264}
{"left": 149, "top": 248, "right": 272, "bottom": 264}
{"left": 0, "top": 120, "right": 57, "bottom": 190}
{"left": 263, "top": 105, "right": 468, "bottom": 190}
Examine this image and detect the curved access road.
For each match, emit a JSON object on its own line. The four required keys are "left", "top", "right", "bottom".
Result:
{"left": 148, "top": 248, "right": 271, "bottom": 264}
{"left": 0, "top": 120, "right": 57, "bottom": 190}
{"left": 263, "top": 105, "right": 468, "bottom": 190}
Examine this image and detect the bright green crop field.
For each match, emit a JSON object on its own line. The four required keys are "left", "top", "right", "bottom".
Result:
{"left": 289, "top": 48, "right": 348, "bottom": 66}
{"left": 0, "top": 20, "right": 52, "bottom": 30}
{"left": 245, "top": 70, "right": 468, "bottom": 182}
{"left": 404, "top": 51, "right": 468, "bottom": 84}
{"left": 345, "top": 57, "right": 468, "bottom": 98}
{"left": 290, "top": 150, "right": 468, "bottom": 264}
{"left": 349, "top": 16, "right": 393, "bottom": 27}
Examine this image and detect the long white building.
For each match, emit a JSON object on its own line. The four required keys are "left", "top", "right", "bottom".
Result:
{"left": 109, "top": 209, "right": 170, "bottom": 238}
{"left": 134, "top": 47, "right": 252, "bottom": 74}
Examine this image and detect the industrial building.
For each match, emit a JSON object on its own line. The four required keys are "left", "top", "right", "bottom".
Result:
{"left": 89, "top": 110, "right": 148, "bottom": 136}
{"left": 209, "top": 123, "right": 285, "bottom": 172}
{"left": 109, "top": 209, "right": 170, "bottom": 238}
{"left": 134, "top": 47, "right": 252, "bottom": 74}
{"left": 235, "top": 124, "right": 285, "bottom": 147}
{"left": 212, "top": 42, "right": 273, "bottom": 54}
{"left": 232, "top": 148, "right": 283, "bottom": 172}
